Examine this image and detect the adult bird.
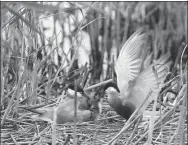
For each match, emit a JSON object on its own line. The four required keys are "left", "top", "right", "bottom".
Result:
{"left": 22, "top": 86, "right": 102, "bottom": 124}
{"left": 104, "top": 28, "right": 171, "bottom": 120}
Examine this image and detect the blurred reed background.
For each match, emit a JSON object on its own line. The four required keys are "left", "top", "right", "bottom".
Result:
{"left": 1, "top": 2, "right": 187, "bottom": 145}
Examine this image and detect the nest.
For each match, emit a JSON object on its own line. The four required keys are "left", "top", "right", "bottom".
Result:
{"left": 1, "top": 84, "right": 187, "bottom": 145}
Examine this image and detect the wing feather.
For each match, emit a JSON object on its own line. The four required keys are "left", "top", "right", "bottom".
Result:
{"left": 130, "top": 53, "right": 171, "bottom": 112}
{"left": 115, "top": 28, "right": 147, "bottom": 93}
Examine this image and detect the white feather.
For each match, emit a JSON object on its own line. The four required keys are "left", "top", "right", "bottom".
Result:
{"left": 124, "top": 53, "right": 171, "bottom": 112}
{"left": 115, "top": 29, "right": 171, "bottom": 114}
{"left": 115, "top": 28, "right": 147, "bottom": 96}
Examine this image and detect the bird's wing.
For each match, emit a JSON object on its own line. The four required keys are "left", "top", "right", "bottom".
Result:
{"left": 55, "top": 99, "right": 78, "bottom": 124}
{"left": 115, "top": 28, "right": 147, "bottom": 94}
{"left": 30, "top": 107, "right": 55, "bottom": 123}
{"left": 130, "top": 53, "right": 171, "bottom": 111}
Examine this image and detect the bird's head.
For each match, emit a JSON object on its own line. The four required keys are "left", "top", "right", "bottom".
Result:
{"left": 102, "top": 81, "right": 136, "bottom": 120}
{"left": 103, "top": 82, "right": 120, "bottom": 96}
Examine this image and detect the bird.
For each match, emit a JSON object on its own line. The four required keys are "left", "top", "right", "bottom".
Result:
{"left": 104, "top": 28, "right": 171, "bottom": 120}
{"left": 22, "top": 85, "right": 102, "bottom": 124}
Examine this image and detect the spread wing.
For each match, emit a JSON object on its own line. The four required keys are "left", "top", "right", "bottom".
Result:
{"left": 115, "top": 28, "right": 147, "bottom": 94}
{"left": 130, "top": 53, "right": 171, "bottom": 112}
